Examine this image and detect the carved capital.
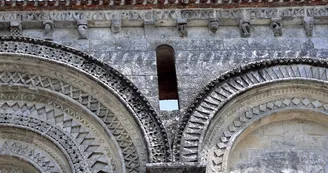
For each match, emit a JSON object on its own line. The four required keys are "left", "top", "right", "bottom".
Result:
{"left": 77, "top": 20, "right": 88, "bottom": 39}
{"left": 270, "top": 18, "right": 282, "bottom": 37}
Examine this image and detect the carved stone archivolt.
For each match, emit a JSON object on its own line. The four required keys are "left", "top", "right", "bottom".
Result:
{"left": 175, "top": 58, "right": 328, "bottom": 163}
{"left": 0, "top": 139, "right": 63, "bottom": 173}
{"left": 205, "top": 83, "right": 328, "bottom": 172}
{"left": 0, "top": 61, "right": 142, "bottom": 172}
{"left": 0, "top": 36, "right": 169, "bottom": 172}
{"left": 0, "top": 89, "right": 119, "bottom": 173}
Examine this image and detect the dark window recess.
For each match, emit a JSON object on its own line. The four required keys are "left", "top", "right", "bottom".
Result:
{"left": 156, "top": 45, "right": 179, "bottom": 110}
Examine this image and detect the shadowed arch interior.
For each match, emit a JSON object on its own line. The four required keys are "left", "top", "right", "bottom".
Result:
{"left": 156, "top": 44, "right": 179, "bottom": 110}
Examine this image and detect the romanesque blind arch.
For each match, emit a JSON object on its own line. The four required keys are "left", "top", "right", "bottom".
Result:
{"left": 0, "top": 36, "right": 169, "bottom": 173}
{"left": 175, "top": 58, "right": 328, "bottom": 172}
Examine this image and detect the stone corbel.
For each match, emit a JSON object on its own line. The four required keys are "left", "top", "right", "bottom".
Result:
{"left": 10, "top": 21, "right": 22, "bottom": 36}
{"left": 270, "top": 18, "right": 282, "bottom": 37}
{"left": 77, "top": 20, "right": 88, "bottom": 39}
{"left": 239, "top": 19, "right": 251, "bottom": 37}
{"left": 208, "top": 19, "right": 219, "bottom": 34}
{"left": 177, "top": 18, "right": 187, "bottom": 37}
{"left": 43, "top": 20, "right": 54, "bottom": 40}
{"left": 111, "top": 19, "right": 122, "bottom": 33}
{"left": 303, "top": 17, "right": 314, "bottom": 37}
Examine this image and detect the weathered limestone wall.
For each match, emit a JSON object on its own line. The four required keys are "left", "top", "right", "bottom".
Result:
{"left": 16, "top": 24, "right": 328, "bottom": 112}
{"left": 1, "top": 8, "right": 328, "bottom": 147}
{"left": 230, "top": 118, "right": 328, "bottom": 172}
{"left": 1, "top": 7, "right": 328, "bottom": 173}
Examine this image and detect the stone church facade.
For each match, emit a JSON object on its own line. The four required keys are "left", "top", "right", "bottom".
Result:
{"left": 0, "top": 1, "right": 327, "bottom": 173}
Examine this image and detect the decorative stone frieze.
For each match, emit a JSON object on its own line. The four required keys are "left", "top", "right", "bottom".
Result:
{"left": 0, "top": 0, "right": 327, "bottom": 9}
{"left": 0, "top": 7, "right": 326, "bottom": 28}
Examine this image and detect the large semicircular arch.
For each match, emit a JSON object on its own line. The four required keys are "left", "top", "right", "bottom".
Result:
{"left": 175, "top": 58, "right": 328, "bottom": 161}
{"left": 0, "top": 35, "right": 169, "bottom": 163}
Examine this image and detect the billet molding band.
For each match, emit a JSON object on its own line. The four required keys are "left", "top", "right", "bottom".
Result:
{"left": 175, "top": 58, "right": 328, "bottom": 161}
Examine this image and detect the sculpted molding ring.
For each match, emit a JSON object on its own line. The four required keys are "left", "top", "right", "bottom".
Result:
{"left": 209, "top": 92, "right": 328, "bottom": 172}
{"left": 0, "top": 36, "right": 169, "bottom": 163}
{"left": 0, "top": 139, "right": 64, "bottom": 173}
{"left": 0, "top": 117, "right": 83, "bottom": 172}
{"left": 175, "top": 58, "right": 328, "bottom": 162}
{"left": 0, "top": 86, "right": 121, "bottom": 172}
{"left": 0, "top": 62, "right": 143, "bottom": 172}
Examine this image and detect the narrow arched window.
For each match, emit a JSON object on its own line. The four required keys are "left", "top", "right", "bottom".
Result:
{"left": 156, "top": 45, "right": 179, "bottom": 110}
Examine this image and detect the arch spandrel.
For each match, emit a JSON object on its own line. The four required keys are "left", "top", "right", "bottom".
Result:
{"left": 175, "top": 58, "right": 328, "bottom": 165}
{"left": 0, "top": 36, "right": 168, "bottom": 173}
